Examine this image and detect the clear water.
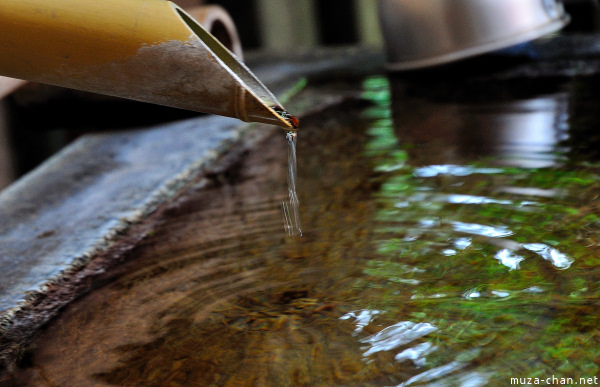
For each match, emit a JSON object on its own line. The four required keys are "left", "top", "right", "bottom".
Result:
{"left": 4, "top": 74, "right": 600, "bottom": 386}
{"left": 283, "top": 130, "right": 302, "bottom": 237}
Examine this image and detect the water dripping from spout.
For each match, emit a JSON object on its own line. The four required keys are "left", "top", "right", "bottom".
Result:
{"left": 282, "top": 130, "right": 302, "bottom": 237}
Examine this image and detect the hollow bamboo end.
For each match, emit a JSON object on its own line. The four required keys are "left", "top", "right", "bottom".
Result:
{"left": 171, "top": 3, "right": 297, "bottom": 129}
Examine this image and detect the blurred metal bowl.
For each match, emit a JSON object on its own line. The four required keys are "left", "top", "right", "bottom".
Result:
{"left": 378, "top": 0, "right": 570, "bottom": 71}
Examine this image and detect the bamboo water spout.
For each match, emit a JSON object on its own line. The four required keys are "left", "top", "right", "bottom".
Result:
{"left": 0, "top": 0, "right": 297, "bottom": 129}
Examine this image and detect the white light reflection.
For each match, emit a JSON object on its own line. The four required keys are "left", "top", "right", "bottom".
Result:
{"left": 454, "top": 237, "right": 472, "bottom": 250}
{"left": 395, "top": 342, "right": 437, "bottom": 367}
{"left": 393, "top": 369, "right": 490, "bottom": 387}
{"left": 494, "top": 249, "right": 525, "bottom": 270}
{"left": 491, "top": 290, "right": 511, "bottom": 298}
{"left": 451, "top": 221, "right": 513, "bottom": 238}
{"left": 339, "top": 309, "right": 383, "bottom": 335}
{"left": 463, "top": 290, "right": 481, "bottom": 299}
{"left": 360, "top": 321, "right": 437, "bottom": 357}
{"left": 497, "top": 186, "right": 561, "bottom": 198}
{"left": 523, "top": 243, "right": 573, "bottom": 269}
{"left": 393, "top": 361, "right": 466, "bottom": 387}
{"left": 414, "top": 165, "right": 503, "bottom": 178}
{"left": 446, "top": 194, "right": 512, "bottom": 205}
{"left": 419, "top": 219, "right": 439, "bottom": 228}
{"left": 393, "top": 278, "right": 421, "bottom": 285}
{"left": 519, "top": 200, "right": 540, "bottom": 207}
{"left": 524, "top": 286, "right": 544, "bottom": 293}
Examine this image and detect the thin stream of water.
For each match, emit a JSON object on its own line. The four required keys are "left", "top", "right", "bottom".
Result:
{"left": 283, "top": 130, "right": 302, "bottom": 237}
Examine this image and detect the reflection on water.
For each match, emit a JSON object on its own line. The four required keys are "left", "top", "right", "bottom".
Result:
{"left": 494, "top": 249, "right": 525, "bottom": 270}
{"left": 413, "top": 165, "right": 504, "bottom": 177}
{"left": 359, "top": 321, "right": 437, "bottom": 358}
{"left": 340, "top": 309, "right": 383, "bottom": 335}
{"left": 522, "top": 243, "right": 573, "bottom": 270}
{"left": 5, "top": 73, "right": 600, "bottom": 386}
{"left": 394, "top": 341, "right": 437, "bottom": 368}
{"left": 360, "top": 74, "right": 600, "bottom": 385}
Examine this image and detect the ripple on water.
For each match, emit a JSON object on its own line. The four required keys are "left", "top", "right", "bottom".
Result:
{"left": 413, "top": 165, "right": 505, "bottom": 178}
{"left": 360, "top": 321, "right": 438, "bottom": 357}
{"left": 6, "top": 74, "right": 600, "bottom": 386}
{"left": 494, "top": 249, "right": 525, "bottom": 270}
{"left": 339, "top": 309, "right": 384, "bottom": 335}
{"left": 522, "top": 243, "right": 573, "bottom": 269}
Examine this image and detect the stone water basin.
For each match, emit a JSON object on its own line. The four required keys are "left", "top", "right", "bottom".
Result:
{"left": 3, "top": 38, "right": 600, "bottom": 386}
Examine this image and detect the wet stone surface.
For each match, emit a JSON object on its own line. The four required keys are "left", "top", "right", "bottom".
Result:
{"left": 4, "top": 39, "right": 600, "bottom": 386}
{"left": 0, "top": 47, "right": 382, "bottom": 373}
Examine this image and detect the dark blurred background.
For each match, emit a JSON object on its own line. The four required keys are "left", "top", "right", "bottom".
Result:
{"left": 201, "top": 0, "right": 382, "bottom": 50}
{"left": 203, "top": 0, "right": 599, "bottom": 50}
{"left": 0, "top": 0, "right": 599, "bottom": 190}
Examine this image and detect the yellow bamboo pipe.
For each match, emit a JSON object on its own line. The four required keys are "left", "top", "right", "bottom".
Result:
{"left": 0, "top": 0, "right": 296, "bottom": 128}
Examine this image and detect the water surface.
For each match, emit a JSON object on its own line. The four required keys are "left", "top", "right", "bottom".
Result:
{"left": 4, "top": 73, "right": 600, "bottom": 386}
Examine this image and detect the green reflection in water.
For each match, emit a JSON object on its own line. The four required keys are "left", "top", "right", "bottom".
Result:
{"left": 7, "top": 74, "right": 600, "bottom": 387}
{"left": 357, "top": 76, "right": 600, "bottom": 384}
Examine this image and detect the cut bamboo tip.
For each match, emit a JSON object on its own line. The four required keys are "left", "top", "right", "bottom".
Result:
{"left": 0, "top": 0, "right": 296, "bottom": 129}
